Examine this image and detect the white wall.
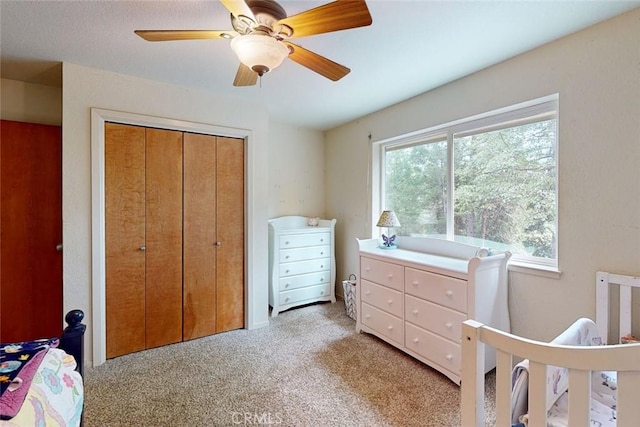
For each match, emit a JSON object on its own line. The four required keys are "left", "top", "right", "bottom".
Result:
{"left": 62, "top": 63, "right": 271, "bottom": 366}
{"left": 268, "top": 121, "right": 326, "bottom": 218}
{"left": 1, "top": 78, "right": 61, "bottom": 125}
{"left": 326, "top": 9, "right": 640, "bottom": 341}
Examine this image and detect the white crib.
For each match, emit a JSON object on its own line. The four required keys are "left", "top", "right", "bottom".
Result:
{"left": 461, "top": 271, "right": 640, "bottom": 427}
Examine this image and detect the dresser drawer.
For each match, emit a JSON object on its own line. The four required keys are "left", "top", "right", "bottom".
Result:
{"left": 361, "top": 279, "right": 403, "bottom": 318}
{"left": 279, "top": 232, "right": 330, "bottom": 249}
{"left": 405, "top": 322, "right": 461, "bottom": 375}
{"left": 279, "top": 258, "right": 330, "bottom": 277}
{"left": 405, "top": 295, "right": 465, "bottom": 343}
{"left": 279, "top": 271, "right": 330, "bottom": 292}
{"left": 361, "top": 302, "right": 403, "bottom": 346}
{"left": 405, "top": 268, "right": 467, "bottom": 313}
{"left": 279, "top": 283, "right": 331, "bottom": 306}
{"left": 280, "top": 245, "right": 330, "bottom": 263}
{"left": 360, "top": 257, "right": 404, "bottom": 291}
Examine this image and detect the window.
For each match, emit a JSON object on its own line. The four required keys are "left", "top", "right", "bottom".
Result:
{"left": 376, "top": 96, "right": 558, "bottom": 268}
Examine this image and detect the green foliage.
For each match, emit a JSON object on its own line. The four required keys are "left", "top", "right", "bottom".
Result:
{"left": 384, "top": 119, "right": 557, "bottom": 258}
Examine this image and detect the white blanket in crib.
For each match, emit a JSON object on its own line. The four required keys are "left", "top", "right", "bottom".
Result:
{"left": 510, "top": 317, "right": 615, "bottom": 426}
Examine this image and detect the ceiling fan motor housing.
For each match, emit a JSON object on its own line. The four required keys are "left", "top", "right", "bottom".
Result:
{"left": 246, "top": 0, "right": 287, "bottom": 25}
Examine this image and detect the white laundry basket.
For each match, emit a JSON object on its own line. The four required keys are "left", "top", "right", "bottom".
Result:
{"left": 342, "top": 274, "right": 357, "bottom": 320}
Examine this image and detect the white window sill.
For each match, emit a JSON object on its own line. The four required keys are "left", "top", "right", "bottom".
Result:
{"left": 508, "top": 260, "right": 562, "bottom": 279}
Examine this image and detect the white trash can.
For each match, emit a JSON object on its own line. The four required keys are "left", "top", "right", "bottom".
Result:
{"left": 342, "top": 274, "right": 357, "bottom": 320}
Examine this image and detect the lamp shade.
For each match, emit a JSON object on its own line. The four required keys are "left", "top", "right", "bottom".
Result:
{"left": 230, "top": 34, "right": 290, "bottom": 76}
{"left": 376, "top": 210, "right": 401, "bottom": 228}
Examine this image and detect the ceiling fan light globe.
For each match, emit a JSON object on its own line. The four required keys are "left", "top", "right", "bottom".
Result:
{"left": 230, "top": 34, "right": 289, "bottom": 76}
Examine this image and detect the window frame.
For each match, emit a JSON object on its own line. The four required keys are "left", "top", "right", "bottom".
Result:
{"left": 371, "top": 95, "right": 559, "bottom": 272}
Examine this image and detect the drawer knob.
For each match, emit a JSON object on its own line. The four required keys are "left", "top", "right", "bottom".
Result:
{"left": 365, "top": 314, "right": 371, "bottom": 319}
{"left": 413, "top": 338, "right": 419, "bottom": 344}
{"left": 445, "top": 322, "right": 452, "bottom": 329}
{"left": 320, "top": 265, "right": 324, "bottom": 268}
{"left": 387, "top": 273, "right": 393, "bottom": 279}
{"left": 285, "top": 241, "right": 290, "bottom": 245}
{"left": 365, "top": 266, "right": 371, "bottom": 272}
{"left": 285, "top": 255, "right": 290, "bottom": 259}
{"left": 412, "top": 281, "right": 418, "bottom": 287}
{"left": 285, "top": 297, "right": 290, "bottom": 302}
{"left": 320, "top": 251, "right": 324, "bottom": 255}
{"left": 320, "top": 290, "right": 324, "bottom": 295}
{"left": 285, "top": 283, "right": 290, "bottom": 288}
{"left": 320, "top": 238, "right": 324, "bottom": 242}
{"left": 412, "top": 309, "right": 418, "bottom": 315}
{"left": 445, "top": 354, "right": 453, "bottom": 361}
{"left": 320, "top": 278, "right": 324, "bottom": 282}
{"left": 286, "top": 269, "right": 290, "bottom": 274}
{"left": 364, "top": 290, "right": 370, "bottom": 295}
{"left": 445, "top": 290, "right": 453, "bottom": 297}
{"left": 387, "top": 299, "right": 393, "bottom": 305}
{"left": 387, "top": 325, "right": 393, "bottom": 331}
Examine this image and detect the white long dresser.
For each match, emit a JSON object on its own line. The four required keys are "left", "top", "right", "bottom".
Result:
{"left": 356, "top": 237, "right": 510, "bottom": 384}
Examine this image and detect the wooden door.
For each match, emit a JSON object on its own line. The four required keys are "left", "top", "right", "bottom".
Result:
{"left": 105, "top": 123, "right": 146, "bottom": 358}
{"left": 144, "top": 128, "right": 183, "bottom": 349}
{"left": 1, "top": 120, "right": 62, "bottom": 342}
{"left": 105, "top": 123, "right": 244, "bottom": 354}
{"left": 183, "top": 134, "right": 245, "bottom": 339}
{"left": 215, "top": 137, "right": 245, "bottom": 332}
{"left": 183, "top": 133, "right": 217, "bottom": 340}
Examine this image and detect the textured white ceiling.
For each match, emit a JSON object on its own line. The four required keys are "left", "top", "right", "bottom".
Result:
{"left": 1, "top": 1, "right": 638, "bottom": 130}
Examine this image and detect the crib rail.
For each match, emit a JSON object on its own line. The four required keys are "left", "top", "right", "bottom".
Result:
{"left": 461, "top": 319, "right": 640, "bottom": 427}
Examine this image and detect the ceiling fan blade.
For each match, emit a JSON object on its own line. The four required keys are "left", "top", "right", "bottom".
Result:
{"left": 275, "top": 0, "right": 372, "bottom": 39}
{"left": 220, "top": 0, "right": 256, "bottom": 21}
{"left": 135, "top": 30, "right": 239, "bottom": 41}
{"left": 233, "top": 63, "right": 258, "bottom": 86}
{"left": 283, "top": 42, "right": 350, "bottom": 81}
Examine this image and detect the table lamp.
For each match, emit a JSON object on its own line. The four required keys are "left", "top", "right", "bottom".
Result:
{"left": 376, "top": 210, "right": 401, "bottom": 249}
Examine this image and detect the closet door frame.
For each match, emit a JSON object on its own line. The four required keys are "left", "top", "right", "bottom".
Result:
{"left": 91, "top": 108, "right": 253, "bottom": 366}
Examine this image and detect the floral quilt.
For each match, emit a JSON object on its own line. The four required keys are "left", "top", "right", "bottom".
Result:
{"left": 0, "top": 348, "right": 82, "bottom": 427}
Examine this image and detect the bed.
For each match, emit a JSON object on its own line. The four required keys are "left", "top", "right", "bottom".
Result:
{"left": 1, "top": 309, "right": 85, "bottom": 426}
{"left": 461, "top": 271, "right": 640, "bottom": 427}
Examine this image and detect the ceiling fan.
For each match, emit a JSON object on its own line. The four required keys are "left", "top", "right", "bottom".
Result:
{"left": 134, "top": 0, "right": 372, "bottom": 86}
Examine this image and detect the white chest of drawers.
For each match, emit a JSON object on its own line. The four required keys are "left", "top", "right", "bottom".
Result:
{"left": 357, "top": 237, "right": 511, "bottom": 385}
{"left": 268, "top": 216, "right": 337, "bottom": 317}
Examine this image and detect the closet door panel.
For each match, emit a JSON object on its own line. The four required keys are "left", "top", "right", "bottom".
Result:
{"left": 215, "top": 136, "right": 245, "bottom": 332}
{"left": 145, "top": 128, "right": 183, "bottom": 348}
{"left": 183, "top": 133, "right": 217, "bottom": 340}
{"left": 105, "top": 123, "right": 146, "bottom": 358}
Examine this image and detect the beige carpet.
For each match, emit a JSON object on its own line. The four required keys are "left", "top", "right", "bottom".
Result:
{"left": 84, "top": 302, "right": 495, "bottom": 426}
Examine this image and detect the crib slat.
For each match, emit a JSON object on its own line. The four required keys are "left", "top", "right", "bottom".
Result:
{"left": 617, "top": 371, "right": 640, "bottom": 426}
{"left": 527, "top": 361, "right": 547, "bottom": 427}
{"left": 567, "top": 369, "right": 590, "bottom": 426}
{"left": 595, "top": 271, "right": 610, "bottom": 343}
{"left": 461, "top": 320, "right": 485, "bottom": 427}
{"left": 495, "top": 350, "right": 512, "bottom": 427}
{"left": 619, "top": 284, "right": 632, "bottom": 339}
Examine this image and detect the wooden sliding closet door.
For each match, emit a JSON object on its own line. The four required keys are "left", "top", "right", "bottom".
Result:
{"left": 105, "top": 123, "right": 146, "bottom": 358}
{"left": 183, "top": 133, "right": 217, "bottom": 340}
{"left": 106, "top": 123, "right": 244, "bottom": 355}
{"left": 215, "top": 136, "right": 245, "bottom": 332}
{"left": 183, "top": 134, "right": 244, "bottom": 340}
{"left": 105, "top": 124, "right": 183, "bottom": 356}
{"left": 144, "top": 128, "right": 183, "bottom": 349}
